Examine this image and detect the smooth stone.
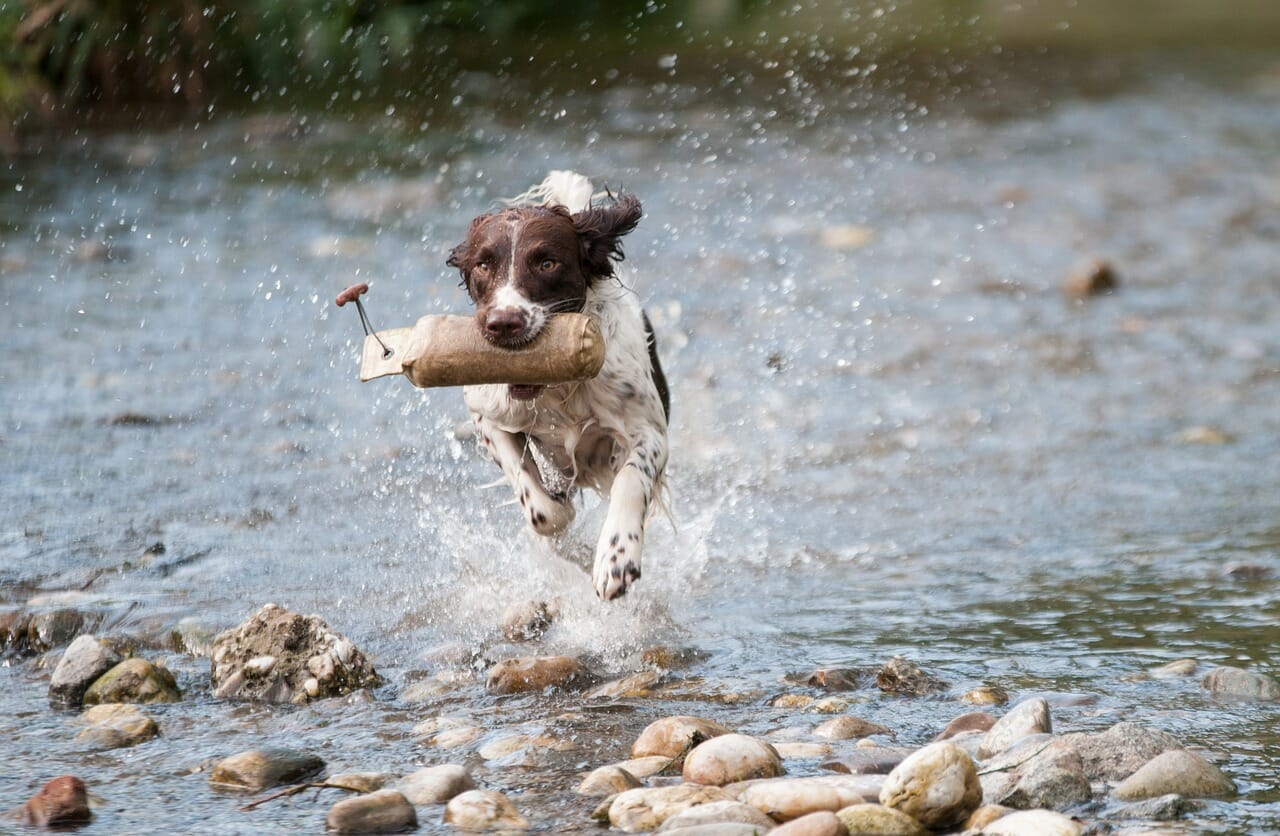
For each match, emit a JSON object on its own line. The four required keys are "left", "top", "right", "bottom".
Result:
{"left": 1201, "top": 665, "right": 1280, "bottom": 701}
{"left": 1058, "top": 722, "right": 1182, "bottom": 781}
{"left": 48, "top": 635, "right": 122, "bottom": 708}
{"left": 656, "top": 799, "right": 777, "bottom": 831}
{"left": 963, "top": 803, "right": 1011, "bottom": 829}
{"left": 804, "top": 668, "right": 869, "bottom": 690}
{"left": 774, "top": 742, "right": 832, "bottom": 760}
{"left": 401, "top": 669, "right": 475, "bottom": 703}
{"left": 75, "top": 704, "right": 158, "bottom": 749}
{"left": 935, "top": 712, "right": 995, "bottom": 741}
{"left": 422, "top": 641, "right": 476, "bottom": 668}
{"left": 328, "top": 772, "right": 397, "bottom": 793}
{"left": 984, "top": 739, "right": 1091, "bottom": 810}
{"left": 84, "top": 658, "right": 181, "bottom": 705}
{"left": 820, "top": 225, "right": 875, "bottom": 250}
{"left": 641, "top": 646, "right": 709, "bottom": 670}
{"left": 684, "top": 734, "right": 785, "bottom": 786}
{"left": 478, "top": 732, "right": 572, "bottom": 764}
{"left": 210, "top": 603, "right": 382, "bottom": 704}
{"left": 13, "top": 776, "right": 91, "bottom": 826}
{"left": 963, "top": 685, "right": 1009, "bottom": 706}
{"left": 659, "top": 826, "right": 775, "bottom": 836}
{"left": 1110, "top": 792, "right": 1203, "bottom": 820}
{"left": 444, "top": 789, "right": 528, "bottom": 830}
{"left": 812, "top": 716, "right": 891, "bottom": 741}
{"left": 325, "top": 790, "right": 416, "bottom": 833}
{"left": 1064, "top": 257, "right": 1119, "bottom": 299}
{"left": 834, "top": 803, "right": 927, "bottom": 835}
{"left": 733, "top": 775, "right": 880, "bottom": 821}
{"left": 1149, "top": 659, "right": 1198, "bottom": 679}
{"left": 577, "top": 765, "right": 642, "bottom": 796}
{"left": 587, "top": 670, "right": 663, "bottom": 699}
{"left": 769, "top": 811, "right": 847, "bottom": 836}
{"left": 26, "top": 609, "right": 93, "bottom": 651}
{"left": 500, "top": 600, "right": 556, "bottom": 642}
{"left": 875, "top": 657, "right": 946, "bottom": 696}
{"left": 633, "top": 716, "right": 734, "bottom": 758}
{"left": 208, "top": 748, "right": 325, "bottom": 791}
{"left": 1113, "top": 750, "right": 1236, "bottom": 800}
{"left": 879, "top": 742, "right": 980, "bottom": 828}
{"left": 614, "top": 755, "right": 678, "bottom": 779}
{"left": 395, "top": 764, "right": 474, "bottom": 805}
{"left": 429, "top": 726, "right": 483, "bottom": 749}
{"left": 608, "top": 785, "right": 736, "bottom": 832}
{"left": 485, "top": 655, "right": 590, "bottom": 694}
{"left": 979, "top": 808, "right": 1082, "bottom": 835}
{"left": 820, "top": 748, "right": 913, "bottom": 776}
{"left": 977, "top": 698, "right": 1052, "bottom": 759}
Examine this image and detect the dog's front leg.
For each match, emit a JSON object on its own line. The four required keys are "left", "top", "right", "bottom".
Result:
{"left": 593, "top": 429, "right": 667, "bottom": 600}
{"left": 473, "top": 415, "right": 575, "bottom": 537}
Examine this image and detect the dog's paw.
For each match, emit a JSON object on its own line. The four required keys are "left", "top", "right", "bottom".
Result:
{"left": 593, "top": 531, "right": 642, "bottom": 601}
{"left": 521, "top": 486, "right": 574, "bottom": 537}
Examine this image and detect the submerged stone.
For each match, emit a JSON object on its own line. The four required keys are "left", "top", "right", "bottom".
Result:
{"left": 325, "top": 789, "right": 416, "bottom": 834}
{"left": 83, "top": 658, "right": 181, "bottom": 705}
{"left": 208, "top": 748, "right": 325, "bottom": 791}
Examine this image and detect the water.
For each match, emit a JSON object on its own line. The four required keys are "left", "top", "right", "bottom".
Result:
{"left": 3, "top": 44, "right": 1280, "bottom": 833}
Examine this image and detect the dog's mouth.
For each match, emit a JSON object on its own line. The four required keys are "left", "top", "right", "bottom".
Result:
{"left": 508, "top": 384, "right": 544, "bottom": 401}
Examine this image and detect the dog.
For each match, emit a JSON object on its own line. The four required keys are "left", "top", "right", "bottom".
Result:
{"left": 446, "top": 172, "right": 670, "bottom": 601}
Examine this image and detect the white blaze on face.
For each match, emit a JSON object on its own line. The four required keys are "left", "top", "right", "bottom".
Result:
{"left": 489, "top": 215, "right": 546, "bottom": 336}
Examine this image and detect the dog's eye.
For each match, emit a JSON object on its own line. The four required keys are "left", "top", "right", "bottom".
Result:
{"left": 539, "top": 259, "right": 558, "bottom": 272}
{"left": 475, "top": 262, "right": 491, "bottom": 275}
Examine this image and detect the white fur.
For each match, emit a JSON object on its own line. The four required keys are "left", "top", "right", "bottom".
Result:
{"left": 464, "top": 172, "right": 669, "bottom": 601}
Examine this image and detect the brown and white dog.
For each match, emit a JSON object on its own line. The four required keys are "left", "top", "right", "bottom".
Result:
{"left": 446, "top": 172, "right": 670, "bottom": 600}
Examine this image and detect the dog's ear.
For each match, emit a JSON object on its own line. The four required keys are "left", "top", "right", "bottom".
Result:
{"left": 571, "top": 193, "right": 642, "bottom": 279}
{"left": 446, "top": 214, "right": 489, "bottom": 293}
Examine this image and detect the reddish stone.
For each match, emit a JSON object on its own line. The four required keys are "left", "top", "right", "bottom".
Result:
{"left": 18, "top": 776, "right": 91, "bottom": 827}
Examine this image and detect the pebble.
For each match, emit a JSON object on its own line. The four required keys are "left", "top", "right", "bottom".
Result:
{"left": 835, "top": 802, "right": 927, "bottom": 835}
{"left": 210, "top": 603, "right": 382, "bottom": 704}
{"left": 984, "top": 739, "right": 1091, "bottom": 810}
{"left": 1148, "top": 659, "right": 1198, "bottom": 679}
{"left": 394, "top": 764, "right": 474, "bottom": 805}
{"left": 963, "top": 803, "right": 1011, "bottom": 829}
{"left": 485, "top": 655, "right": 590, "bottom": 694}
{"left": 820, "top": 224, "right": 875, "bottom": 250}
{"left": 980, "top": 808, "right": 1082, "bottom": 835}
{"left": 632, "top": 715, "right": 734, "bottom": 758}
{"left": 577, "top": 765, "right": 643, "bottom": 796}
{"left": 642, "top": 646, "right": 709, "bottom": 670}
{"left": 501, "top": 600, "right": 556, "bottom": 641}
{"left": 1177, "top": 425, "right": 1234, "bottom": 445}
{"left": 12, "top": 776, "right": 92, "bottom": 827}
{"left": 875, "top": 657, "right": 946, "bottom": 696}
{"left": 1200, "top": 665, "right": 1280, "bottom": 701}
{"left": 1111, "top": 793, "right": 1203, "bottom": 820}
{"left": 1113, "top": 750, "right": 1236, "bottom": 800}
{"left": 327, "top": 772, "right": 397, "bottom": 793}
{"left": 586, "top": 670, "right": 662, "bottom": 699}
{"left": 962, "top": 685, "right": 1009, "bottom": 705}
{"left": 684, "top": 734, "right": 785, "bottom": 785}
{"left": 655, "top": 799, "right": 777, "bottom": 831}
{"left": 879, "top": 742, "right": 981, "bottom": 828}
{"left": 774, "top": 742, "right": 832, "bottom": 760}
{"left": 819, "top": 748, "right": 912, "bottom": 775}
{"left": 1058, "top": 722, "right": 1182, "bottom": 781}
{"left": 48, "top": 635, "right": 122, "bottom": 708}
{"left": 613, "top": 755, "right": 678, "bottom": 779}
{"left": 75, "top": 704, "right": 158, "bottom": 749}
{"left": 444, "top": 789, "right": 529, "bottom": 831}
{"left": 1064, "top": 257, "right": 1119, "bottom": 299}
{"left": 804, "top": 667, "right": 869, "bottom": 690}
{"left": 208, "top": 748, "right": 325, "bottom": 791}
{"left": 733, "top": 775, "right": 881, "bottom": 821}
{"left": 401, "top": 669, "right": 475, "bottom": 702}
{"left": 935, "top": 712, "right": 995, "bottom": 741}
{"left": 607, "top": 785, "right": 736, "bottom": 831}
{"left": 977, "top": 698, "right": 1052, "bottom": 759}
{"left": 812, "top": 716, "right": 891, "bottom": 741}
{"left": 770, "top": 811, "right": 848, "bottom": 836}
{"left": 429, "top": 726, "right": 483, "bottom": 749}
{"left": 83, "top": 658, "right": 181, "bottom": 705}
{"left": 325, "top": 790, "right": 417, "bottom": 834}
{"left": 658, "top": 826, "right": 775, "bottom": 836}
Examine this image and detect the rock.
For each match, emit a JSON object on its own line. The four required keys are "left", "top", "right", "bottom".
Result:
{"left": 422, "top": 642, "right": 477, "bottom": 668}
{"left": 328, "top": 772, "right": 397, "bottom": 793}
{"left": 820, "top": 225, "right": 874, "bottom": 250}
{"left": 400, "top": 669, "right": 475, "bottom": 702}
{"left": 608, "top": 785, "right": 736, "bottom": 831}
{"left": 48, "top": 635, "right": 123, "bottom": 708}
{"left": 325, "top": 790, "right": 416, "bottom": 834}
{"left": 501, "top": 600, "right": 556, "bottom": 641}
{"left": 633, "top": 716, "right": 734, "bottom": 758}
{"left": 427, "top": 725, "right": 483, "bottom": 749}
{"left": 1224, "top": 561, "right": 1270, "bottom": 580}
{"left": 642, "top": 646, "right": 709, "bottom": 670}
{"left": 75, "top": 704, "right": 158, "bottom": 749}
{"left": 1064, "top": 257, "right": 1118, "bottom": 299}
{"left": 1113, "top": 750, "right": 1236, "bottom": 800}
{"left": 1058, "top": 722, "right": 1182, "bottom": 781}
{"left": 614, "top": 755, "right": 678, "bottom": 779}
{"left": 1177, "top": 425, "right": 1234, "bottom": 445}
{"left": 656, "top": 799, "right": 777, "bottom": 831}
{"left": 1201, "top": 665, "right": 1280, "bottom": 701}
{"left": 12, "top": 776, "right": 91, "bottom": 827}
{"left": 775, "top": 742, "right": 832, "bottom": 760}
{"left": 734, "top": 775, "right": 880, "bottom": 821}
{"left": 394, "top": 764, "right": 474, "bottom": 805}
{"left": 1111, "top": 792, "right": 1203, "bottom": 820}
{"left": 812, "top": 716, "right": 891, "bottom": 741}
{"left": 684, "top": 734, "right": 785, "bottom": 786}
{"left": 444, "top": 789, "right": 529, "bottom": 830}
{"left": 875, "top": 657, "right": 946, "bottom": 696}
{"left": 28, "top": 609, "right": 95, "bottom": 651}
{"left": 577, "top": 765, "right": 642, "bottom": 796}
{"left": 1149, "top": 659, "right": 1197, "bottom": 679}
{"left": 83, "top": 658, "right": 181, "bottom": 705}
{"left": 485, "top": 655, "right": 590, "bottom": 694}
{"left": 478, "top": 732, "right": 572, "bottom": 764}
{"left": 819, "top": 748, "right": 912, "bottom": 776}
{"left": 878, "top": 742, "right": 980, "bottom": 828}
{"left": 586, "top": 670, "right": 663, "bottom": 699}
{"left": 770, "top": 811, "right": 847, "bottom": 836}
{"left": 208, "top": 748, "right": 325, "bottom": 791}
{"left": 0, "top": 609, "right": 33, "bottom": 653}
{"left": 804, "top": 668, "right": 869, "bottom": 690}
{"left": 659, "top": 826, "right": 775, "bottom": 836}
{"left": 983, "top": 739, "right": 1091, "bottom": 810}
{"left": 979, "top": 808, "right": 1082, "bottom": 835}
{"left": 834, "top": 803, "right": 926, "bottom": 835}
{"left": 977, "top": 698, "right": 1052, "bottom": 759}
{"left": 935, "top": 712, "right": 995, "bottom": 741}
{"left": 210, "top": 604, "right": 381, "bottom": 703}
{"left": 963, "top": 803, "right": 1010, "bottom": 829}
{"left": 962, "top": 685, "right": 1009, "bottom": 706}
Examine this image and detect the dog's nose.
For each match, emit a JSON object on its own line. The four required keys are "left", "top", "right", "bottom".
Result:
{"left": 484, "top": 308, "right": 526, "bottom": 343}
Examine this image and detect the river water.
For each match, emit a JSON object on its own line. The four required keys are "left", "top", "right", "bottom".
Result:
{"left": 2, "top": 42, "right": 1279, "bottom": 833}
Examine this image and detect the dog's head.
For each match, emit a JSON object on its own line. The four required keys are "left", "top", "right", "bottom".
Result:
{"left": 447, "top": 193, "right": 642, "bottom": 351}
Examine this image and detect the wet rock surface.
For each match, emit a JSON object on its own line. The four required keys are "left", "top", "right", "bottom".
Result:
{"left": 978, "top": 698, "right": 1052, "bottom": 759}
{"left": 501, "top": 600, "right": 557, "bottom": 641}
{"left": 683, "top": 733, "right": 785, "bottom": 785}
{"left": 208, "top": 748, "right": 325, "bottom": 791}
{"left": 83, "top": 657, "right": 181, "bottom": 705}
{"left": 1201, "top": 665, "right": 1280, "bottom": 701}
{"left": 75, "top": 703, "right": 158, "bottom": 749}
{"left": 812, "top": 716, "right": 892, "bottom": 741}
{"left": 936, "top": 712, "right": 996, "bottom": 741}
{"left": 11, "top": 776, "right": 92, "bottom": 827}
{"left": 444, "top": 789, "right": 529, "bottom": 830}
{"left": 734, "top": 775, "right": 880, "bottom": 821}
{"left": 1058, "top": 722, "right": 1182, "bottom": 781}
{"left": 835, "top": 802, "right": 927, "bottom": 835}
{"left": 210, "top": 604, "right": 382, "bottom": 703}
{"left": 1112, "top": 749, "right": 1237, "bottom": 800}
{"left": 607, "top": 784, "right": 737, "bottom": 831}
{"left": 394, "top": 764, "right": 474, "bottom": 805}
{"left": 48, "top": 635, "right": 123, "bottom": 708}
{"left": 875, "top": 657, "right": 947, "bottom": 696}
{"left": 577, "top": 765, "right": 643, "bottom": 796}
{"left": 324, "top": 789, "right": 417, "bottom": 834}
{"left": 485, "top": 655, "right": 591, "bottom": 694}
{"left": 633, "top": 715, "right": 735, "bottom": 758}
{"left": 982, "top": 738, "right": 1091, "bottom": 810}
{"left": 878, "top": 742, "right": 980, "bottom": 828}
{"left": 1111, "top": 792, "right": 1203, "bottom": 820}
